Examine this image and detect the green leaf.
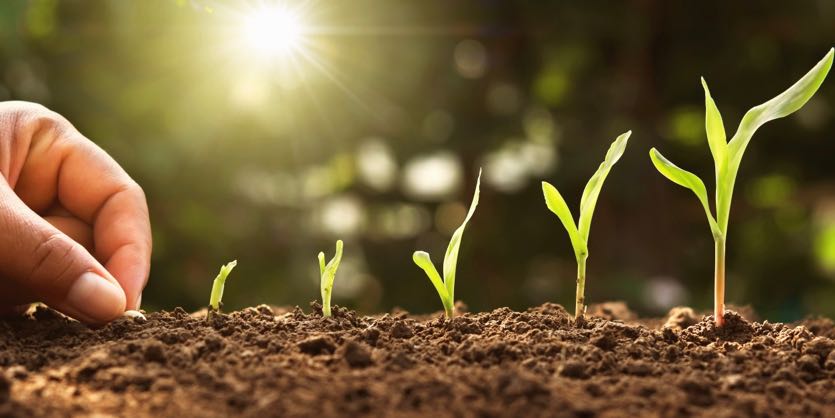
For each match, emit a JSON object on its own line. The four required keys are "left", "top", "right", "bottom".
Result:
{"left": 412, "top": 251, "right": 450, "bottom": 307}
{"left": 318, "top": 252, "right": 326, "bottom": 276}
{"left": 542, "top": 181, "right": 585, "bottom": 258}
{"left": 729, "top": 48, "right": 833, "bottom": 168}
{"left": 324, "top": 240, "right": 344, "bottom": 275}
{"left": 209, "top": 260, "right": 238, "bottom": 311}
{"left": 320, "top": 240, "right": 344, "bottom": 291}
{"left": 442, "top": 169, "right": 481, "bottom": 302}
{"left": 578, "top": 131, "right": 630, "bottom": 242}
{"left": 649, "top": 148, "right": 721, "bottom": 237}
{"left": 717, "top": 48, "right": 834, "bottom": 233}
{"left": 701, "top": 77, "right": 727, "bottom": 169}
{"left": 319, "top": 240, "right": 343, "bottom": 317}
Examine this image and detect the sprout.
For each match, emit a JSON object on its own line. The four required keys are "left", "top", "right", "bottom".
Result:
{"left": 542, "top": 132, "right": 631, "bottom": 320}
{"left": 650, "top": 49, "right": 833, "bottom": 327}
{"left": 318, "top": 240, "right": 344, "bottom": 317}
{"left": 208, "top": 260, "right": 238, "bottom": 317}
{"left": 412, "top": 170, "right": 481, "bottom": 318}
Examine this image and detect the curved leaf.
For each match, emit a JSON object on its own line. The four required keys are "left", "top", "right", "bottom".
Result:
{"left": 716, "top": 49, "right": 833, "bottom": 233}
{"left": 578, "top": 131, "right": 631, "bottom": 242}
{"left": 320, "top": 240, "right": 343, "bottom": 293}
{"left": 412, "top": 251, "right": 450, "bottom": 306}
{"left": 542, "top": 181, "right": 586, "bottom": 258}
{"left": 319, "top": 240, "right": 343, "bottom": 317}
{"left": 209, "top": 260, "right": 238, "bottom": 311}
{"left": 442, "top": 170, "right": 481, "bottom": 301}
{"left": 317, "top": 252, "right": 326, "bottom": 276}
{"left": 700, "top": 77, "right": 727, "bottom": 169}
{"left": 729, "top": 48, "right": 833, "bottom": 168}
{"left": 649, "top": 148, "right": 720, "bottom": 237}
{"left": 325, "top": 240, "right": 344, "bottom": 273}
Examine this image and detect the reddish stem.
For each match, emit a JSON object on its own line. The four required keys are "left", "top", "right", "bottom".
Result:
{"left": 714, "top": 239, "right": 726, "bottom": 327}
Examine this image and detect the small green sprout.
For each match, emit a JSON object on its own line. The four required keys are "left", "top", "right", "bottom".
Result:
{"left": 542, "top": 132, "right": 630, "bottom": 320}
{"left": 318, "top": 240, "right": 344, "bottom": 317}
{"left": 413, "top": 170, "right": 481, "bottom": 319}
{"left": 650, "top": 49, "right": 833, "bottom": 327}
{"left": 208, "top": 260, "right": 238, "bottom": 317}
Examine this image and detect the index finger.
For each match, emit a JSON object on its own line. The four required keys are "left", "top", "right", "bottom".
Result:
{"left": 49, "top": 120, "right": 151, "bottom": 309}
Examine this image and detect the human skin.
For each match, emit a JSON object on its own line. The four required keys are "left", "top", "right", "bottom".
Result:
{"left": 0, "top": 101, "right": 151, "bottom": 325}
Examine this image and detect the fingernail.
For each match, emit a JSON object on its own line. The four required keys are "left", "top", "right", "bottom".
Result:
{"left": 66, "top": 272, "right": 126, "bottom": 322}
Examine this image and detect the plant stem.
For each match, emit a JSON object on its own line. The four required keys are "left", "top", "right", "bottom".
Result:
{"left": 322, "top": 288, "right": 332, "bottom": 317}
{"left": 443, "top": 300, "right": 455, "bottom": 319}
{"left": 714, "top": 238, "right": 726, "bottom": 327}
{"left": 575, "top": 255, "right": 587, "bottom": 320}
{"left": 209, "top": 280, "right": 223, "bottom": 312}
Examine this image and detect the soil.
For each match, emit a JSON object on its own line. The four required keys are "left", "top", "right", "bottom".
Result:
{"left": 1, "top": 302, "right": 834, "bottom": 418}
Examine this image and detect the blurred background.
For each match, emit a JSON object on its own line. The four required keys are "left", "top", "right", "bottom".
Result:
{"left": 1, "top": 0, "right": 834, "bottom": 321}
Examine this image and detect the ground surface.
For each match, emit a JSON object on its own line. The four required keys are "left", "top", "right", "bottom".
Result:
{"left": 1, "top": 302, "right": 834, "bottom": 418}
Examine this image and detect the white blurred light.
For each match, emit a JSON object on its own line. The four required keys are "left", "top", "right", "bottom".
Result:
{"left": 519, "top": 141, "right": 557, "bottom": 176}
{"left": 482, "top": 140, "right": 557, "bottom": 193}
{"left": 318, "top": 194, "right": 366, "bottom": 236}
{"left": 454, "top": 39, "right": 487, "bottom": 79}
{"left": 402, "top": 152, "right": 463, "bottom": 200}
{"left": 643, "top": 277, "right": 687, "bottom": 310}
{"left": 241, "top": 4, "right": 306, "bottom": 59}
{"left": 482, "top": 144, "right": 529, "bottom": 193}
{"left": 357, "top": 139, "right": 398, "bottom": 192}
{"left": 523, "top": 106, "right": 558, "bottom": 142}
{"left": 376, "top": 203, "right": 431, "bottom": 239}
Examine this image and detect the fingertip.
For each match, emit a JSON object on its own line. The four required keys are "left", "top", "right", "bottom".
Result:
{"left": 63, "top": 272, "right": 126, "bottom": 324}
{"left": 104, "top": 244, "right": 150, "bottom": 311}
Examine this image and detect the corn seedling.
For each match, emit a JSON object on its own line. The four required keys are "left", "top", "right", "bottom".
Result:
{"left": 318, "top": 240, "right": 344, "bottom": 317}
{"left": 412, "top": 170, "right": 481, "bottom": 318}
{"left": 542, "top": 131, "right": 631, "bottom": 320}
{"left": 208, "top": 260, "right": 238, "bottom": 318}
{"left": 650, "top": 49, "right": 833, "bottom": 327}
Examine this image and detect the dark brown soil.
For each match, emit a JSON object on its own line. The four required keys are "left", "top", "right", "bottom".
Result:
{"left": 1, "top": 302, "right": 834, "bottom": 418}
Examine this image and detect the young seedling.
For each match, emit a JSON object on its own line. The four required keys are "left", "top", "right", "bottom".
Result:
{"left": 650, "top": 49, "right": 833, "bottom": 327}
{"left": 318, "top": 240, "right": 344, "bottom": 317}
{"left": 208, "top": 260, "right": 238, "bottom": 319}
{"left": 542, "top": 131, "right": 631, "bottom": 320}
{"left": 412, "top": 170, "right": 481, "bottom": 319}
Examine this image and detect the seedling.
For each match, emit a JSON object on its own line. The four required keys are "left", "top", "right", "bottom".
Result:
{"left": 318, "top": 240, "right": 344, "bottom": 317}
{"left": 650, "top": 49, "right": 833, "bottom": 327}
{"left": 542, "top": 131, "right": 631, "bottom": 320}
{"left": 208, "top": 260, "right": 238, "bottom": 318}
{"left": 413, "top": 170, "right": 481, "bottom": 318}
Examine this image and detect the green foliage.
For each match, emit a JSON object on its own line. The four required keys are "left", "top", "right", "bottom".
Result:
{"left": 208, "top": 260, "right": 238, "bottom": 312}
{"left": 650, "top": 48, "right": 833, "bottom": 325}
{"left": 412, "top": 171, "right": 481, "bottom": 318}
{"left": 542, "top": 131, "right": 631, "bottom": 318}
{"left": 318, "top": 240, "right": 344, "bottom": 317}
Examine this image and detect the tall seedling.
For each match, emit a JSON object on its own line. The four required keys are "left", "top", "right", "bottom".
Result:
{"left": 650, "top": 49, "right": 833, "bottom": 326}
{"left": 542, "top": 131, "right": 631, "bottom": 320}
{"left": 318, "top": 240, "right": 344, "bottom": 317}
{"left": 413, "top": 170, "right": 481, "bottom": 318}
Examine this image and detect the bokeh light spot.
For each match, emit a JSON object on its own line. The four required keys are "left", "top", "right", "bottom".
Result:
{"left": 454, "top": 39, "right": 487, "bottom": 79}
{"left": 402, "top": 152, "right": 462, "bottom": 200}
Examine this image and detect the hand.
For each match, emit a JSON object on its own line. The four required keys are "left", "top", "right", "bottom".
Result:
{"left": 0, "top": 101, "right": 151, "bottom": 324}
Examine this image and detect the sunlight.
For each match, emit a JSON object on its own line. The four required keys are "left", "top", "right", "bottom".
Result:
{"left": 241, "top": 4, "right": 306, "bottom": 59}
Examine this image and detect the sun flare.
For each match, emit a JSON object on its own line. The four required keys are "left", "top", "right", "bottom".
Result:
{"left": 241, "top": 5, "right": 307, "bottom": 59}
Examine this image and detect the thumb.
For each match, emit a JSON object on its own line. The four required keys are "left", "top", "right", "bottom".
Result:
{"left": 0, "top": 180, "right": 126, "bottom": 324}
